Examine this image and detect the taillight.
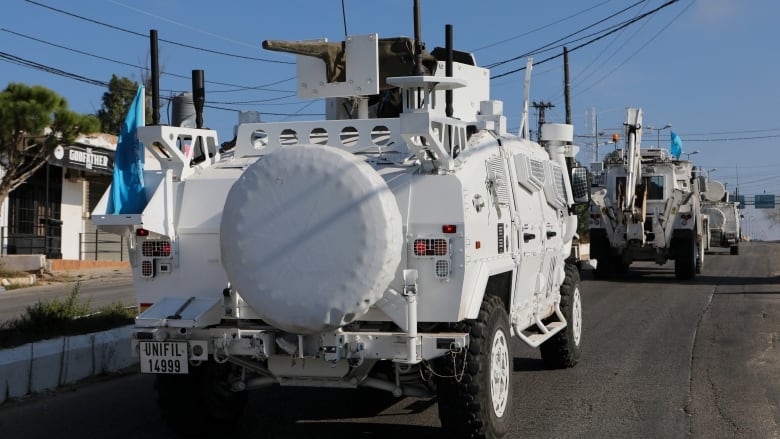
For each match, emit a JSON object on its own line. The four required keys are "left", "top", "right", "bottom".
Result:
{"left": 142, "top": 240, "right": 171, "bottom": 257}
{"left": 442, "top": 224, "right": 457, "bottom": 234}
{"left": 413, "top": 239, "right": 448, "bottom": 256}
{"left": 680, "top": 213, "right": 692, "bottom": 220}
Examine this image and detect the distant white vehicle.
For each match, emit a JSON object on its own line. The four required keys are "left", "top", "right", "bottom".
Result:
{"left": 702, "top": 181, "right": 741, "bottom": 255}
{"left": 92, "top": 5, "right": 589, "bottom": 438}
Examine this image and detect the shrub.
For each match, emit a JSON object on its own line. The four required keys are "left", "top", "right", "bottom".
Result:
{"left": 0, "top": 282, "right": 136, "bottom": 349}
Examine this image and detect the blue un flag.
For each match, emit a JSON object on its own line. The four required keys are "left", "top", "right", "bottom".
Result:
{"left": 670, "top": 131, "right": 683, "bottom": 159}
{"left": 108, "top": 85, "right": 146, "bottom": 214}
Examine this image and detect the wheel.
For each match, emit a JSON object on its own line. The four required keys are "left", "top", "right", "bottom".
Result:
{"left": 155, "top": 361, "right": 247, "bottom": 436}
{"left": 541, "top": 262, "right": 582, "bottom": 369}
{"left": 696, "top": 237, "right": 705, "bottom": 274}
{"left": 674, "top": 232, "right": 697, "bottom": 280}
{"left": 590, "top": 229, "right": 613, "bottom": 279}
{"left": 730, "top": 245, "right": 739, "bottom": 255}
{"left": 436, "top": 295, "right": 512, "bottom": 439}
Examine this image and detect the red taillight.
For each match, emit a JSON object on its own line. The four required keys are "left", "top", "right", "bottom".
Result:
{"left": 136, "top": 228, "right": 149, "bottom": 237}
{"left": 442, "top": 224, "right": 457, "bottom": 234}
{"left": 413, "top": 239, "right": 448, "bottom": 256}
{"left": 142, "top": 240, "right": 171, "bottom": 257}
{"left": 681, "top": 213, "right": 692, "bottom": 220}
{"left": 139, "top": 303, "right": 153, "bottom": 313}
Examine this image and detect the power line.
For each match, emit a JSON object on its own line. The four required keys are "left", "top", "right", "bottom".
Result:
{"left": 682, "top": 134, "right": 780, "bottom": 142}
{"left": 470, "top": 0, "right": 619, "bottom": 53}
{"left": 1, "top": 28, "right": 294, "bottom": 94}
{"left": 490, "top": 0, "right": 681, "bottom": 80}
{"left": 24, "top": 0, "right": 294, "bottom": 64}
{"left": 572, "top": 0, "right": 693, "bottom": 98}
{"left": 485, "top": 0, "right": 651, "bottom": 70}
{"left": 0, "top": 51, "right": 109, "bottom": 87}
{"left": 0, "top": 50, "right": 313, "bottom": 116}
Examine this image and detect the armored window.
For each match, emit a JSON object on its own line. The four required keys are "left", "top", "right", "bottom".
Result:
{"left": 643, "top": 176, "right": 665, "bottom": 200}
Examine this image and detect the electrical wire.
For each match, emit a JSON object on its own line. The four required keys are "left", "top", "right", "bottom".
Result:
{"left": 490, "top": 1, "right": 681, "bottom": 80}
{"left": 24, "top": 0, "right": 294, "bottom": 64}
{"left": 0, "top": 28, "right": 294, "bottom": 94}
{"left": 469, "top": 0, "right": 619, "bottom": 53}
{"left": 485, "top": 0, "right": 652, "bottom": 69}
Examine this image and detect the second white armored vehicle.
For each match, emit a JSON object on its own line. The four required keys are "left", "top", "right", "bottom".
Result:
{"left": 702, "top": 180, "right": 741, "bottom": 254}
{"left": 589, "top": 108, "right": 705, "bottom": 279}
{"left": 93, "top": 8, "right": 589, "bottom": 438}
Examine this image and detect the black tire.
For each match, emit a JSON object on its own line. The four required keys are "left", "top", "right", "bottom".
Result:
{"left": 590, "top": 229, "right": 613, "bottom": 279}
{"left": 155, "top": 361, "right": 247, "bottom": 437}
{"left": 540, "top": 262, "right": 582, "bottom": 369}
{"left": 696, "top": 239, "right": 704, "bottom": 274}
{"left": 674, "top": 232, "right": 697, "bottom": 280}
{"left": 730, "top": 245, "right": 739, "bottom": 255}
{"left": 436, "top": 295, "right": 512, "bottom": 439}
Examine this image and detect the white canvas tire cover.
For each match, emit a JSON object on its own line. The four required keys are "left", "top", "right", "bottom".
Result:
{"left": 220, "top": 144, "right": 403, "bottom": 334}
{"left": 706, "top": 208, "right": 726, "bottom": 228}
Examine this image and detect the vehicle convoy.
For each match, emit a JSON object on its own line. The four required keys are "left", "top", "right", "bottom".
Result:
{"left": 93, "top": 5, "right": 589, "bottom": 437}
{"left": 701, "top": 180, "right": 741, "bottom": 255}
{"left": 589, "top": 108, "right": 705, "bottom": 280}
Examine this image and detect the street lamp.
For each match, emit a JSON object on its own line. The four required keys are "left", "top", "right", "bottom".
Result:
{"left": 683, "top": 150, "right": 700, "bottom": 160}
{"left": 657, "top": 123, "right": 672, "bottom": 146}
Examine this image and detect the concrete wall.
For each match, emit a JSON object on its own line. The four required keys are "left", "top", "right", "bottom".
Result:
{"left": 0, "top": 325, "right": 137, "bottom": 405}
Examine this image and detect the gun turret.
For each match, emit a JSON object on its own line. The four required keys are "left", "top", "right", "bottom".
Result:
{"left": 263, "top": 37, "right": 438, "bottom": 91}
{"left": 263, "top": 40, "right": 346, "bottom": 83}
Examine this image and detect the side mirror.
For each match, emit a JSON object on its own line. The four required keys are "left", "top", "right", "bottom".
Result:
{"left": 571, "top": 167, "right": 590, "bottom": 204}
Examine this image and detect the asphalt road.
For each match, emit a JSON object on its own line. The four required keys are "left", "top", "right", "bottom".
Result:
{"left": 0, "top": 268, "right": 135, "bottom": 323}
{"left": 0, "top": 242, "right": 778, "bottom": 438}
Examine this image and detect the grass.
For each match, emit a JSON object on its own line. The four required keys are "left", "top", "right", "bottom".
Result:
{"left": 0, "top": 282, "right": 137, "bottom": 349}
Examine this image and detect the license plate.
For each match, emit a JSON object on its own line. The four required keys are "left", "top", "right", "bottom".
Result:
{"left": 140, "top": 341, "right": 189, "bottom": 374}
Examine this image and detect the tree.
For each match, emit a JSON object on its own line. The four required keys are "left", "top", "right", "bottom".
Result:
{"left": 0, "top": 83, "right": 100, "bottom": 207}
{"left": 96, "top": 75, "right": 143, "bottom": 135}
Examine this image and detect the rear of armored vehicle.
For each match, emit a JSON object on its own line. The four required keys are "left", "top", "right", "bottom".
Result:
{"left": 93, "top": 16, "right": 587, "bottom": 437}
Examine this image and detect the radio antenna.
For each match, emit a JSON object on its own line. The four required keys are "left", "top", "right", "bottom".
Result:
{"left": 341, "top": 0, "right": 348, "bottom": 38}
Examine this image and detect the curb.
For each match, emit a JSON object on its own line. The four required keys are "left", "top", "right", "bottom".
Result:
{"left": 0, "top": 325, "right": 137, "bottom": 404}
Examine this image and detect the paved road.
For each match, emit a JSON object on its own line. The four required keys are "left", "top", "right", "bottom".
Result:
{"left": 0, "top": 242, "right": 778, "bottom": 438}
{"left": 0, "top": 268, "right": 135, "bottom": 323}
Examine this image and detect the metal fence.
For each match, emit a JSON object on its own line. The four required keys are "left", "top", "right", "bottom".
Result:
{"left": 0, "top": 227, "right": 127, "bottom": 261}
{"left": 79, "top": 230, "right": 126, "bottom": 261}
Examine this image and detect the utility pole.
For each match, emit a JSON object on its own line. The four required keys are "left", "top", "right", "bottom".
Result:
{"left": 532, "top": 101, "right": 554, "bottom": 143}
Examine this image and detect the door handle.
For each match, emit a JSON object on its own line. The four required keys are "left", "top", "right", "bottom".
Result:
{"left": 523, "top": 233, "right": 536, "bottom": 242}
{"left": 546, "top": 231, "right": 557, "bottom": 238}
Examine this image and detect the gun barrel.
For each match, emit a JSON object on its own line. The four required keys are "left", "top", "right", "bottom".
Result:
{"left": 262, "top": 40, "right": 341, "bottom": 59}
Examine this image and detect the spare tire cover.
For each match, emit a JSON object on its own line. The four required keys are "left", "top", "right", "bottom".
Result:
{"left": 705, "top": 208, "right": 726, "bottom": 228}
{"left": 220, "top": 145, "right": 403, "bottom": 334}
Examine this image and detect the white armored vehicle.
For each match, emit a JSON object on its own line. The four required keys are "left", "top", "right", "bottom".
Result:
{"left": 589, "top": 108, "right": 705, "bottom": 279}
{"left": 93, "top": 7, "right": 589, "bottom": 438}
{"left": 701, "top": 180, "right": 741, "bottom": 254}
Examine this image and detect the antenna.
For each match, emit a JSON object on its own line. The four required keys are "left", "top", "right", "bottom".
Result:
{"left": 149, "top": 29, "right": 160, "bottom": 125}
{"left": 341, "top": 0, "right": 348, "bottom": 38}
{"left": 412, "top": 0, "right": 427, "bottom": 75}
{"left": 192, "top": 70, "right": 205, "bottom": 129}
{"left": 519, "top": 58, "right": 533, "bottom": 140}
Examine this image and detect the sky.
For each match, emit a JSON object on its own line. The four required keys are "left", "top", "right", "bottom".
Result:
{"left": 2, "top": 0, "right": 779, "bottom": 239}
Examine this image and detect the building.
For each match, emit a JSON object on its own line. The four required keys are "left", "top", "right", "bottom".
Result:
{"left": 3, "top": 133, "right": 123, "bottom": 261}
